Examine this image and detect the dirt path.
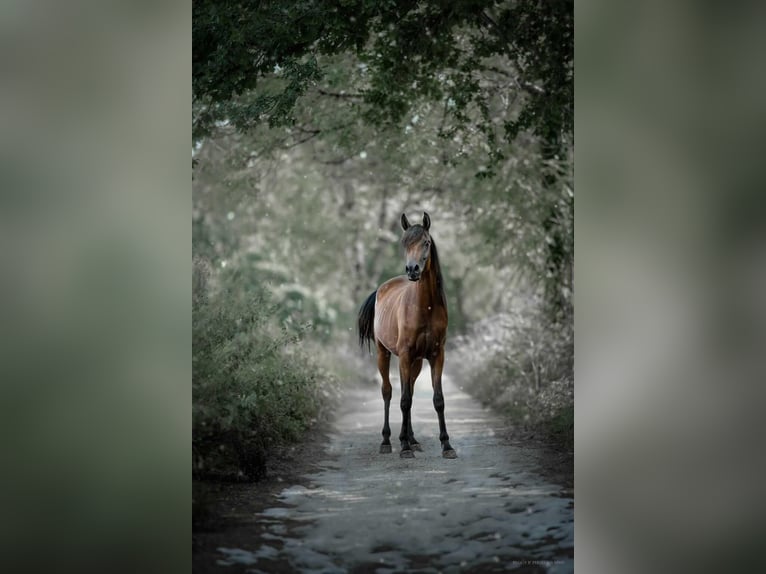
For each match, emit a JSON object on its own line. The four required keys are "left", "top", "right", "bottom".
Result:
{"left": 195, "top": 370, "right": 573, "bottom": 573}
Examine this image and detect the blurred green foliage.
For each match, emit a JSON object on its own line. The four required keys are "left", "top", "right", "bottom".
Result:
{"left": 192, "top": 88, "right": 573, "bottom": 330}
{"left": 192, "top": 258, "right": 338, "bottom": 479}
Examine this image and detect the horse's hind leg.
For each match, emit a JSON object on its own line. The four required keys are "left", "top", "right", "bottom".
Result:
{"left": 377, "top": 341, "right": 393, "bottom": 454}
{"left": 407, "top": 359, "right": 423, "bottom": 451}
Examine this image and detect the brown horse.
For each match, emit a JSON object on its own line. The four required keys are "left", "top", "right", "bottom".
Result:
{"left": 358, "top": 212, "right": 457, "bottom": 459}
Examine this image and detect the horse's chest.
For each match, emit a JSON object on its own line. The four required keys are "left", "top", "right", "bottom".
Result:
{"left": 411, "top": 322, "right": 445, "bottom": 358}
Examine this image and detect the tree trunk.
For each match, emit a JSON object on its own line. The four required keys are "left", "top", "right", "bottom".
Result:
{"left": 540, "top": 129, "right": 572, "bottom": 323}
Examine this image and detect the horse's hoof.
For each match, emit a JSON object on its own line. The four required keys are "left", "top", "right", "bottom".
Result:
{"left": 400, "top": 449, "right": 415, "bottom": 459}
{"left": 442, "top": 449, "right": 457, "bottom": 459}
{"left": 380, "top": 444, "right": 392, "bottom": 454}
{"left": 411, "top": 443, "right": 423, "bottom": 452}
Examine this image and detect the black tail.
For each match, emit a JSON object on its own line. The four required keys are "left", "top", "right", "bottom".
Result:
{"left": 357, "top": 290, "right": 377, "bottom": 352}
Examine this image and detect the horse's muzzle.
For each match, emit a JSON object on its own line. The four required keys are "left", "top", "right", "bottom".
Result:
{"left": 407, "top": 273, "right": 421, "bottom": 282}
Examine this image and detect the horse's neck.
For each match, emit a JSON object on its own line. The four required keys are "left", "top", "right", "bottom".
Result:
{"left": 414, "top": 267, "right": 442, "bottom": 309}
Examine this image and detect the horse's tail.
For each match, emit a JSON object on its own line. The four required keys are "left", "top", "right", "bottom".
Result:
{"left": 357, "top": 290, "right": 377, "bottom": 352}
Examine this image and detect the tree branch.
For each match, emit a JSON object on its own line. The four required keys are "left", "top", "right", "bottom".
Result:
{"left": 317, "top": 88, "right": 365, "bottom": 100}
{"left": 481, "top": 65, "right": 544, "bottom": 95}
{"left": 284, "top": 129, "right": 320, "bottom": 148}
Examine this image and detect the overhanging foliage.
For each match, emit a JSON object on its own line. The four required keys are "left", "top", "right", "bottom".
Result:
{"left": 193, "top": 0, "right": 573, "bottom": 160}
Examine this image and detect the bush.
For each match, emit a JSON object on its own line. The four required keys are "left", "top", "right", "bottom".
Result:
{"left": 192, "top": 259, "right": 338, "bottom": 480}
{"left": 450, "top": 300, "right": 573, "bottom": 449}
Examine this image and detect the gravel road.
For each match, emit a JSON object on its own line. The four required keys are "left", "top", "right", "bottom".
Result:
{"left": 203, "top": 366, "right": 573, "bottom": 574}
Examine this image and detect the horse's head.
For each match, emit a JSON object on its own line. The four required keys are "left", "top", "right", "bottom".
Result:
{"left": 400, "top": 212, "right": 433, "bottom": 282}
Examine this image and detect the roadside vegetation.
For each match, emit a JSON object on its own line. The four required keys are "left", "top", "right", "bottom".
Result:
{"left": 451, "top": 300, "right": 573, "bottom": 450}
{"left": 192, "top": 259, "right": 339, "bottom": 480}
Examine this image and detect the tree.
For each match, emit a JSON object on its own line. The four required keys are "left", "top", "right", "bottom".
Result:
{"left": 193, "top": 0, "right": 573, "bottom": 154}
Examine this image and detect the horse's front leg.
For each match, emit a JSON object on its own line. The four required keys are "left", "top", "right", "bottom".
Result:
{"left": 398, "top": 353, "right": 415, "bottom": 458}
{"left": 377, "top": 342, "right": 392, "bottom": 454}
{"left": 430, "top": 349, "right": 456, "bottom": 458}
{"left": 406, "top": 359, "right": 423, "bottom": 451}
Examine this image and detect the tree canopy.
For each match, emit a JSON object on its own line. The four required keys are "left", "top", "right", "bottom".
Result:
{"left": 193, "top": 0, "right": 573, "bottom": 161}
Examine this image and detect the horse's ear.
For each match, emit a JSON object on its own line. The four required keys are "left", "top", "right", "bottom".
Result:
{"left": 401, "top": 213, "right": 411, "bottom": 230}
{"left": 422, "top": 212, "right": 431, "bottom": 230}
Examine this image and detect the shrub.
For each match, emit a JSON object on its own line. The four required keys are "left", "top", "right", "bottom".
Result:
{"left": 192, "top": 259, "right": 338, "bottom": 480}
{"left": 450, "top": 299, "right": 573, "bottom": 449}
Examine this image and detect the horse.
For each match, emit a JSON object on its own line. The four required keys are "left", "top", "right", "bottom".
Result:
{"left": 357, "top": 212, "right": 457, "bottom": 459}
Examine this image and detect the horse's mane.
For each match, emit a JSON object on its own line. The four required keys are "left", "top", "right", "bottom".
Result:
{"left": 429, "top": 240, "right": 448, "bottom": 308}
{"left": 401, "top": 225, "right": 447, "bottom": 309}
